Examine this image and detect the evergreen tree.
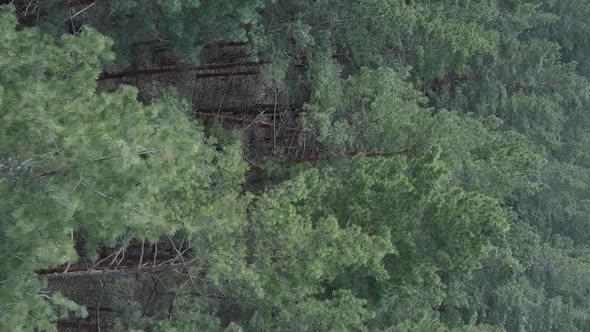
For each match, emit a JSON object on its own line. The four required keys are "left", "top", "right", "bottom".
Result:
{"left": 0, "top": 6, "right": 246, "bottom": 330}
{"left": 4, "top": 0, "right": 590, "bottom": 331}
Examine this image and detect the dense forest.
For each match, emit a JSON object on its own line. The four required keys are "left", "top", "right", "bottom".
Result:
{"left": 2, "top": 0, "right": 590, "bottom": 331}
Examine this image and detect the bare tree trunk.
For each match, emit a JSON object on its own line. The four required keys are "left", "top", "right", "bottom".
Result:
{"left": 99, "top": 65, "right": 262, "bottom": 80}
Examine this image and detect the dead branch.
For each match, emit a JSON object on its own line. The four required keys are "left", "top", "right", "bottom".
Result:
{"left": 38, "top": 262, "right": 183, "bottom": 278}
{"left": 99, "top": 61, "right": 263, "bottom": 80}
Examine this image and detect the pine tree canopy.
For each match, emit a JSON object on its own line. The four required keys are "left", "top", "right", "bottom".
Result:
{"left": 3, "top": 0, "right": 590, "bottom": 330}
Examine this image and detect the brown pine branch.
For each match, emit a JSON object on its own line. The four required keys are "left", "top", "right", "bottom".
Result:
{"left": 31, "top": 164, "right": 72, "bottom": 181}
{"left": 99, "top": 64, "right": 261, "bottom": 80}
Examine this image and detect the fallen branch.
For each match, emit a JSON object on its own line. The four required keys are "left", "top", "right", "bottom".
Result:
{"left": 38, "top": 262, "right": 183, "bottom": 278}
{"left": 99, "top": 61, "right": 263, "bottom": 80}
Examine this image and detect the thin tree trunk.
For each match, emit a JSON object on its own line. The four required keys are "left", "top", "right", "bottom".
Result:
{"left": 39, "top": 263, "right": 181, "bottom": 278}
{"left": 99, "top": 65, "right": 261, "bottom": 80}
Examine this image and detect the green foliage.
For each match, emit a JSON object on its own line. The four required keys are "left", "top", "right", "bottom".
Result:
{"left": 115, "top": 297, "right": 223, "bottom": 332}
{"left": 0, "top": 6, "right": 246, "bottom": 330}
{"left": 257, "top": 152, "right": 507, "bottom": 328}
{"left": 103, "top": 0, "right": 270, "bottom": 63}
{"left": 5, "top": 0, "right": 590, "bottom": 330}
{"left": 302, "top": 66, "right": 545, "bottom": 205}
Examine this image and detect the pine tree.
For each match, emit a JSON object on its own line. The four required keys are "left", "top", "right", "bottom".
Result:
{"left": 0, "top": 6, "right": 246, "bottom": 330}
